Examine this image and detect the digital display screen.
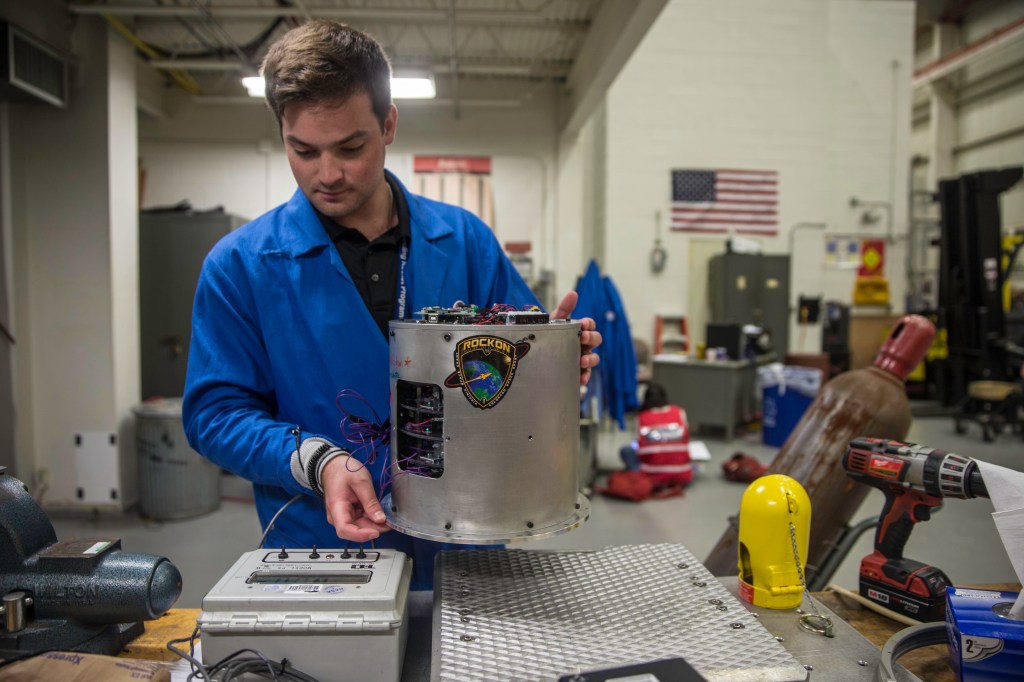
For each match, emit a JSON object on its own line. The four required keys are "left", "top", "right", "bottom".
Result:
{"left": 246, "top": 571, "right": 371, "bottom": 585}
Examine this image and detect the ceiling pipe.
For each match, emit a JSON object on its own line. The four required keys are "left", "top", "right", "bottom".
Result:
{"left": 68, "top": 4, "right": 590, "bottom": 30}
{"left": 913, "top": 15, "right": 1024, "bottom": 90}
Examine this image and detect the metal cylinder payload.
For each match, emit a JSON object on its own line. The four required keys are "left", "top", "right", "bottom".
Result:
{"left": 383, "top": 308, "right": 590, "bottom": 544}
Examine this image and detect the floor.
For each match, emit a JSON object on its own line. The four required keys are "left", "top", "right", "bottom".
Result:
{"left": 49, "top": 409, "right": 1022, "bottom": 609}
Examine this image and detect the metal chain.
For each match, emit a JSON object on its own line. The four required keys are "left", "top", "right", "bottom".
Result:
{"left": 789, "top": 521, "right": 834, "bottom": 637}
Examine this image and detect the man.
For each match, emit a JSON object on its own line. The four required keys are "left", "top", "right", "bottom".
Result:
{"left": 182, "top": 20, "right": 601, "bottom": 589}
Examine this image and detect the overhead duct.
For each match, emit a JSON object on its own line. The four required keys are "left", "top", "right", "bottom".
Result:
{"left": 0, "top": 21, "right": 68, "bottom": 108}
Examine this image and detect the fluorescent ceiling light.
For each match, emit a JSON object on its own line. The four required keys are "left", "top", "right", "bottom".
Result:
{"left": 391, "top": 76, "right": 436, "bottom": 99}
{"left": 240, "top": 75, "right": 436, "bottom": 99}
{"left": 242, "top": 76, "right": 265, "bottom": 97}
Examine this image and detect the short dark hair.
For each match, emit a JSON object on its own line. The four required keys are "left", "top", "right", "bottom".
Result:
{"left": 640, "top": 382, "right": 670, "bottom": 411}
{"left": 261, "top": 20, "right": 392, "bottom": 130}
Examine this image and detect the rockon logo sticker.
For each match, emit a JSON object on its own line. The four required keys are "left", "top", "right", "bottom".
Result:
{"left": 444, "top": 335, "right": 530, "bottom": 409}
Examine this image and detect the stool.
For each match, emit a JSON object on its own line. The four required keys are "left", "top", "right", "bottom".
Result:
{"left": 954, "top": 380, "right": 1022, "bottom": 442}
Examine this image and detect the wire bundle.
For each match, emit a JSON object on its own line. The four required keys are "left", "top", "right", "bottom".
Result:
{"left": 168, "top": 626, "right": 321, "bottom": 681}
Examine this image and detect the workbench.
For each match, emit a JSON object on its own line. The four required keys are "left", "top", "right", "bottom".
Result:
{"left": 652, "top": 355, "right": 766, "bottom": 439}
{"left": 124, "top": 582, "right": 1023, "bottom": 681}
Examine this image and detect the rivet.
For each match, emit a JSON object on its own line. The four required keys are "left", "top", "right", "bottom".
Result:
{"left": 796, "top": 608, "right": 804, "bottom": 614}
{"left": 751, "top": 612, "right": 760, "bottom": 618}
{"left": 526, "top": 521, "right": 534, "bottom": 529}
{"left": 692, "top": 581, "right": 706, "bottom": 587}
{"left": 708, "top": 599, "right": 722, "bottom": 606}
{"left": 858, "top": 661, "right": 868, "bottom": 667}
{"left": 677, "top": 563, "right": 689, "bottom": 570}
{"left": 461, "top": 617, "right": 471, "bottom": 623}
{"left": 445, "top": 522, "right": 452, "bottom": 530}
{"left": 444, "top": 333, "right": 452, "bottom": 341}
{"left": 575, "top": 503, "right": 581, "bottom": 509}
{"left": 717, "top": 605, "right": 728, "bottom": 611}
{"left": 460, "top": 635, "right": 475, "bottom": 642}
{"left": 528, "top": 334, "right": 536, "bottom": 340}
{"left": 804, "top": 665, "right": 813, "bottom": 672}
{"left": 730, "top": 622, "right": 745, "bottom": 629}
{"left": 775, "top": 636, "right": 785, "bottom": 642}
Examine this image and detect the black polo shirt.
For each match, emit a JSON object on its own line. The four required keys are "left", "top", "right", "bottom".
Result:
{"left": 316, "top": 173, "right": 411, "bottom": 337}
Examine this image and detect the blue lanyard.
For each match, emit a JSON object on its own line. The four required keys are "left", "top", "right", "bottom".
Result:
{"left": 397, "top": 242, "right": 409, "bottom": 320}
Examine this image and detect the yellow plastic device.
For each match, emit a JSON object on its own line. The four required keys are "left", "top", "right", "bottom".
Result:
{"left": 737, "top": 474, "right": 811, "bottom": 609}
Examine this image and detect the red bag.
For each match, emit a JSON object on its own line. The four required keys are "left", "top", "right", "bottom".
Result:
{"left": 721, "top": 452, "right": 768, "bottom": 483}
{"left": 597, "top": 470, "right": 685, "bottom": 502}
{"left": 637, "top": 405, "right": 693, "bottom": 487}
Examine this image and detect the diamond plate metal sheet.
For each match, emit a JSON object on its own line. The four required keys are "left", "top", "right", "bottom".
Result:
{"left": 433, "top": 544, "right": 809, "bottom": 682}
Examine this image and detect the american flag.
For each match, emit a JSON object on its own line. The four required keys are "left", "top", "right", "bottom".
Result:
{"left": 670, "top": 169, "right": 779, "bottom": 235}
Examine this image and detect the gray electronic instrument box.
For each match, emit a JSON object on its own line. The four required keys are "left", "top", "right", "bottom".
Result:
{"left": 198, "top": 548, "right": 412, "bottom": 682}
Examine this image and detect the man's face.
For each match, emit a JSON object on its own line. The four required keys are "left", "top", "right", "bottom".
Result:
{"left": 281, "top": 93, "right": 397, "bottom": 224}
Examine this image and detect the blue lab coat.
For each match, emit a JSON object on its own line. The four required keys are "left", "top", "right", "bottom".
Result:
{"left": 183, "top": 174, "right": 538, "bottom": 589}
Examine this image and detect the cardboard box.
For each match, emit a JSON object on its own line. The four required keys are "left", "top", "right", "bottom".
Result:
{"left": 946, "top": 587, "right": 1024, "bottom": 681}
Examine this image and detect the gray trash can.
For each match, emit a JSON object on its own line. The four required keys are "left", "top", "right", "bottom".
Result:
{"left": 134, "top": 398, "right": 221, "bottom": 520}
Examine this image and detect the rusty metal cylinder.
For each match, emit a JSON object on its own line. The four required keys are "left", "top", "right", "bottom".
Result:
{"left": 704, "top": 314, "right": 936, "bottom": 582}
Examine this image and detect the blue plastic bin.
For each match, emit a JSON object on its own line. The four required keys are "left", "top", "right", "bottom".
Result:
{"left": 759, "top": 365, "right": 822, "bottom": 447}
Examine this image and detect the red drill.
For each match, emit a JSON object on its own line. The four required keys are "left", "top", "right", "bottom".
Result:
{"left": 842, "top": 437, "right": 988, "bottom": 621}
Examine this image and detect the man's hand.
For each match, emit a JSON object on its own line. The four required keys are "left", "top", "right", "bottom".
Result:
{"left": 551, "top": 291, "right": 602, "bottom": 386}
{"left": 320, "top": 456, "right": 391, "bottom": 542}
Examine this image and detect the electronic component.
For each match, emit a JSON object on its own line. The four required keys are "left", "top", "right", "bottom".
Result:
{"left": 198, "top": 548, "right": 412, "bottom": 682}
{"left": 414, "top": 304, "right": 551, "bottom": 325}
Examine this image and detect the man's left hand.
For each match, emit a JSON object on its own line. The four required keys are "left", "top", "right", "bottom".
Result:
{"left": 551, "top": 291, "right": 602, "bottom": 386}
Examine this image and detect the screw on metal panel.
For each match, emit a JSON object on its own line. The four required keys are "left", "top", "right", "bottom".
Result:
{"left": 775, "top": 636, "right": 785, "bottom": 642}
{"left": 804, "top": 665, "right": 813, "bottom": 671}
{"left": 677, "top": 563, "right": 689, "bottom": 570}
{"left": 459, "top": 609, "right": 471, "bottom": 616}
{"left": 575, "top": 503, "right": 581, "bottom": 509}
{"left": 717, "top": 605, "right": 728, "bottom": 611}
{"left": 750, "top": 612, "right": 760, "bottom": 618}
{"left": 444, "top": 333, "right": 452, "bottom": 341}
{"left": 858, "top": 661, "right": 868, "bottom": 666}
{"left": 460, "top": 635, "right": 475, "bottom": 642}
{"left": 708, "top": 599, "right": 722, "bottom": 605}
{"left": 730, "top": 622, "right": 745, "bottom": 629}
{"left": 796, "top": 608, "right": 804, "bottom": 614}
{"left": 445, "top": 522, "right": 452, "bottom": 530}
{"left": 692, "top": 581, "right": 706, "bottom": 587}
{"left": 528, "top": 435, "right": 533, "bottom": 440}
{"left": 529, "top": 334, "right": 536, "bottom": 340}
{"left": 461, "top": 617, "right": 471, "bottom": 623}
{"left": 526, "top": 521, "right": 534, "bottom": 528}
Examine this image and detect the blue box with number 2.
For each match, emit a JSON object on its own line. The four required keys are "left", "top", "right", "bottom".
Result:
{"left": 946, "top": 587, "right": 1024, "bottom": 681}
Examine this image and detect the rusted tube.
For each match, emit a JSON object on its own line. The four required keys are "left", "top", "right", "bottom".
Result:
{"left": 704, "top": 315, "right": 936, "bottom": 582}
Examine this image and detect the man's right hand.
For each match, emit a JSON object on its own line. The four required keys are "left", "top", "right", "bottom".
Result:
{"left": 320, "top": 456, "right": 391, "bottom": 542}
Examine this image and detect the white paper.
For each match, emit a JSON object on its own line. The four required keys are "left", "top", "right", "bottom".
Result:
{"left": 977, "top": 461, "right": 1024, "bottom": 617}
{"left": 689, "top": 440, "right": 711, "bottom": 462}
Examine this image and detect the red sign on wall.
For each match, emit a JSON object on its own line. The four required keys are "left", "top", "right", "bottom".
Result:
{"left": 858, "top": 239, "right": 886, "bottom": 277}
{"left": 413, "top": 156, "right": 492, "bottom": 174}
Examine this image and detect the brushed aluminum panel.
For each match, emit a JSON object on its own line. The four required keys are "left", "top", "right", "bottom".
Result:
{"left": 387, "top": 320, "right": 583, "bottom": 544}
{"left": 433, "top": 545, "right": 810, "bottom": 682}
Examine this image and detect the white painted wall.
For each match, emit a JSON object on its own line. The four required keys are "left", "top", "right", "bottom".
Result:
{"left": 597, "top": 0, "right": 915, "bottom": 353}
{"left": 139, "top": 82, "right": 560, "bottom": 282}
{"left": 7, "top": 18, "right": 139, "bottom": 506}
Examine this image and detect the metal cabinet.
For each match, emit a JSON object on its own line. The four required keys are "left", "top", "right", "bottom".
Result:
{"left": 139, "top": 210, "right": 245, "bottom": 399}
{"left": 708, "top": 253, "right": 791, "bottom": 356}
